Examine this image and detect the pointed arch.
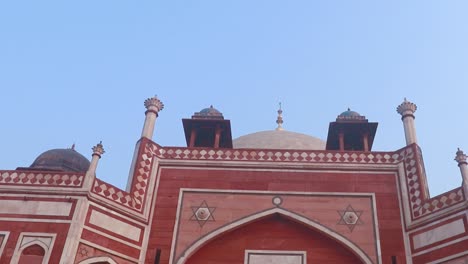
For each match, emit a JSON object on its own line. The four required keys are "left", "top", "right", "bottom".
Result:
{"left": 78, "top": 256, "right": 118, "bottom": 264}
{"left": 20, "top": 239, "right": 49, "bottom": 252}
{"left": 18, "top": 243, "right": 46, "bottom": 264}
{"left": 175, "top": 207, "right": 373, "bottom": 264}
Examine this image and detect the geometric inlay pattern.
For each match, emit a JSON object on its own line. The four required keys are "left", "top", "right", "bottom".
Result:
{"left": 0, "top": 171, "right": 83, "bottom": 187}
{"left": 190, "top": 200, "right": 216, "bottom": 227}
{"left": 5, "top": 137, "right": 464, "bottom": 224}
{"left": 337, "top": 204, "right": 363, "bottom": 232}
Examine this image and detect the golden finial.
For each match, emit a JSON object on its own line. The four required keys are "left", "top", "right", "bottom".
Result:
{"left": 276, "top": 102, "right": 284, "bottom": 130}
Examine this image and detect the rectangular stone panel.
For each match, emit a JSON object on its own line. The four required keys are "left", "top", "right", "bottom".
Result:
{"left": 0, "top": 200, "right": 72, "bottom": 216}
{"left": 245, "top": 250, "right": 306, "bottom": 264}
{"left": 412, "top": 218, "right": 466, "bottom": 249}
{"left": 89, "top": 209, "right": 141, "bottom": 242}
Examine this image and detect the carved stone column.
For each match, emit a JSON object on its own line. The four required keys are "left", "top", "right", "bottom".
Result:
{"left": 141, "top": 96, "right": 164, "bottom": 139}
{"left": 397, "top": 98, "right": 418, "bottom": 145}
{"left": 455, "top": 148, "right": 468, "bottom": 196}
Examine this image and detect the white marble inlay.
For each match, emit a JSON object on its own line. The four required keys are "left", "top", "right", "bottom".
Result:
{"left": 245, "top": 250, "right": 305, "bottom": 264}
{"left": 89, "top": 210, "right": 141, "bottom": 241}
{"left": 412, "top": 219, "right": 466, "bottom": 249}
{"left": 0, "top": 200, "right": 72, "bottom": 216}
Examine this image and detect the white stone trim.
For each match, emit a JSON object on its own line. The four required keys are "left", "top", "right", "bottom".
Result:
{"left": 59, "top": 197, "right": 88, "bottom": 263}
{"left": 159, "top": 161, "right": 399, "bottom": 172}
{"left": 179, "top": 187, "right": 377, "bottom": 197}
{"left": 0, "top": 217, "right": 71, "bottom": 223}
{"left": 168, "top": 184, "right": 185, "bottom": 264}
{"left": 172, "top": 206, "right": 374, "bottom": 264}
{"left": 411, "top": 236, "right": 468, "bottom": 257}
{"left": 0, "top": 231, "right": 10, "bottom": 259}
{"left": 78, "top": 239, "right": 140, "bottom": 263}
{"left": 244, "top": 250, "right": 306, "bottom": 264}
{"left": 395, "top": 163, "right": 413, "bottom": 264}
{"left": 88, "top": 210, "right": 141, "bottom": 242}
{"left": 81, "top": 226, "right": 141, "bottom": 249}
{"left": 139, "top": 160, "right": 162, "bottom": 263}
{"left": 78, "top": 256, "right": 118, "bottom": 264}
{"left": 412, "top": 219, "right": 465, "bottom": 250}
{"left": 0, "top": 200, "right": 73, "bottom": 216}
{"left": 10, "top": 232, "right": 56, "bottom": 264}
{"left": 126, "top": 141, "right": 142, "bottom": 192}
{"left": 408, "top": 211, "right": 467, "bottom": 257}
{"left": 425, "top": 251, "right": 468, "bottom": 264}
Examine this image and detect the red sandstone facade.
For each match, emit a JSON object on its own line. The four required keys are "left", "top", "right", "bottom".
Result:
{"left": 0, "top": 97, "right": 466, "bottom": 264}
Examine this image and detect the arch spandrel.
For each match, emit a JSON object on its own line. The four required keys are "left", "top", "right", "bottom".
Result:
{"left": 174, "top": 208, "right": 374, "bottom": 264}
{"left": 169, "top": 190, "right": 381, "bottom": 264}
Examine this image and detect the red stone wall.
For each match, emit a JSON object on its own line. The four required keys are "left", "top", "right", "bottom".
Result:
{"left": 187, "top": 214, "right": 362, "bottom": 264}
{"left": 0, "top": 221, "right": 70, "bottom": 263}
{"left": 145, "top": 168, "right": 407, "bottom": 263}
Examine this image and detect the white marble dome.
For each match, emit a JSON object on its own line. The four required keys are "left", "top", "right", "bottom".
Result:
{"left": 233, "top": 130, "right": 326, "bottom": 150}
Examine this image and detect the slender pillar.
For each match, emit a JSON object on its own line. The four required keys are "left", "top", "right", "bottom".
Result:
{"left": 396, "top": 98, "right": 418, "bottom": 145}
{"left": 189, "top": 129, "right": 197, "bottom": 147}
{"left": 87, "top": 141, "right": 105, "bottom": 177}
{"left": 214, "top": 125, "right": 221, "bottom": 148}
{"left": 338, "top": 132, "right": 345, "bottom": 151}
{"left": 455, "top": 148, "right": 468, "bottom": 196}
{"left": 141, "top": 96, "right": 164, "bottom": 139}
{"left": 363, "top": 133, "right": 369, "bottom": 152}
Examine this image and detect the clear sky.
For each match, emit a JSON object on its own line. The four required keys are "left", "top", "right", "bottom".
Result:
{"left": 1, "top": 1, "right": 467, "bottom": 196}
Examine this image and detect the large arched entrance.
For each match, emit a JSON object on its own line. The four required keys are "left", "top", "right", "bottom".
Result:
{"left": 184, "top": 213, "right": 366, "bottom": 264}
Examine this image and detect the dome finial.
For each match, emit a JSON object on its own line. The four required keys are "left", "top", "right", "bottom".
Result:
{"left": 276, "top": 102, "right": 284, "bottom": 131}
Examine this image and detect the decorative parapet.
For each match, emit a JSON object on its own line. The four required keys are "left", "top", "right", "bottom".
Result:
{"left": 0, "top": 171, "right": 84, "bottom": 187}
{"left": 160, "top": 147, "right": 401, "bottom": 163}
{"left": 92, "top": 178, "right": 136, "bottom": 209}
{"left": 401, "top": 145, "right": 466, "bottom": 220}
{"left": 3, "top": 138, "right": 464, "bottom": 220}
{"left": 91, "top": 138, "right": 163, "bottom": 212}
{"left": 414, "top": 187, "right": 464, "bottom": 218}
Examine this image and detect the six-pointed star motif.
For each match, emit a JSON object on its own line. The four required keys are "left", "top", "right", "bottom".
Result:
{"left": 337, "top": 204, "right": 363, "bottom": 232}
{"left": 190, "top": 200, "right": 216, "bottom": 227}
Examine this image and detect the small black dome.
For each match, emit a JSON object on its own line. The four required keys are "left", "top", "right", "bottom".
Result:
{"left": 199, "top": 105, "right": 222, "bottom": 115}
{"left": 192, "top": 105, "right": 224, "bottom": 119}
{"left": 336, "top": 108, "right": 366, "bottom": 122}
{"left": 339, "top": 108, "right": 361, "bottom": 117}
{"left": 29, "top": 148, "right": 90, "bottom": 173}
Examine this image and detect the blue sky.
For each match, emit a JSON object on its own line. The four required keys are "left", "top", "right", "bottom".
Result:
{"left": 0, "top": 1, "right": 467, "bottom": 196}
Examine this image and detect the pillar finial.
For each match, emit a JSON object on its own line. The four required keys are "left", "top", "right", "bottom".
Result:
{"left": 86, "top": 141, "right": 105, "bottom": 180}
{"left": 397, "top": 98, "right": 417, "bottom": 117}
{"left": 276, "top": 102, "right": 284, "bottom": 131}
{"left": 92, "top": 141, "right": 105, "bottom": 158}
{"left": 455, "top": 147, "right": 468, "bottom": 195}
{"left": 141, "top": 95, "right": 164, "bottom": 139}
{"left": 455, "top": 148, "right": 467, "bottom": 166}
{"left": 144, "top": 95, "right": 164, "bottom": 116}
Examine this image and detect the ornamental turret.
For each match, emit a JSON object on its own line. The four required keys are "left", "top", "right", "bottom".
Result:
{"left": 141, "top": 96, "right": 164, "bottom": 140}
{"left": 455, "top": 148, "right": 468, "bottom": 195}
{"left": 182, "top": 106, "right": 233, "bottom": 148}
{"left": 86, "top": 141, "right": 105, "bottom": 177}
{"left": 397, "top": 98, "right": 418, "bottom": 145}
{"left": 326, "top": 109, "right": 378, "bottom": 151}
